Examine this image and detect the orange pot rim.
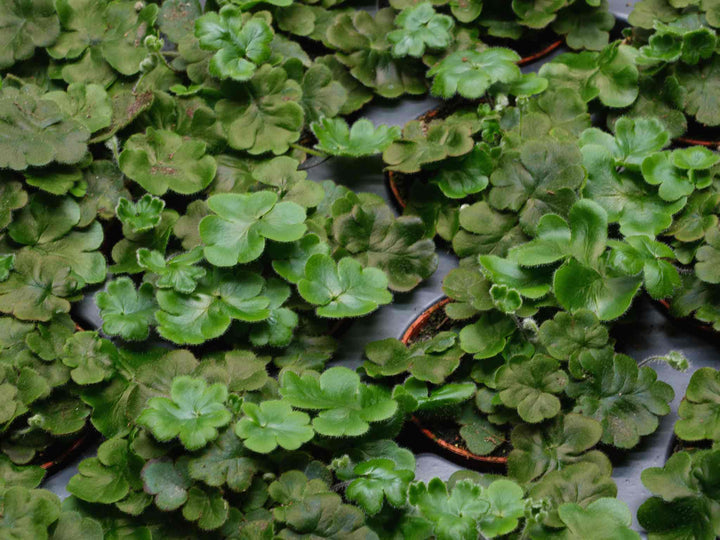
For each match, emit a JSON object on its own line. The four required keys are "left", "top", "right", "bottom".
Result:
{"left": 675, "top": 136, "right": 720, "bottom": 148}
{"left": 403, "top": 298, "right": 508, "bottom": 465}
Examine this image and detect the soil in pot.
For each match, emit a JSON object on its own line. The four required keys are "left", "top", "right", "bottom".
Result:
{"left": 401, "top": 297, "right": 511, "bottom": 467}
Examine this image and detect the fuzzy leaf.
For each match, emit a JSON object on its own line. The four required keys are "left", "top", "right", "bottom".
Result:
{"left": 363, "top": 332, "right": 464, "bottom": 384}
{"left": 388, "top": 3, "right": 453, "bottom": 58}
{"left": 138, "top": 376, "right": 231, "bottom": 450}
{"left": 141, "top": 459, "right": 192, "bottom": 511}
{"left": 497, "top": 355, "right": 569, "bottom": 423}
{"left": 489, "top": 139, "right": 585, "bottom": 233}
{"left": 137, "top": 247, "right": 206, "bottom": 293}
{"left": 235, "top": 400, "right": 313, "bottom": 453}
{"left": 200, "top": 191, "right": 306, "bottom": 267}
{"left": 96, "top": 278, "right": 156, "bottom": 341}
{"left": 567, "top": 350, "right": 674, "bottom": 448}
{"left": 61, "top": 331, "right": 117, "bottom": 385}
{"left": 0, "top": 487, "right": 60, "bottom": 539}
{"left": 116, "top": 195, "right": 165, "bottom": 233}
{"left": 196, "top": 8, "right": 273, "bottom": 81}
{"left": 0, "top": 87, "right": 89, "bottom": 171}
{"left": 155, "top": 270, "right": 270, "bottom": 345}
{"left": 675, "top": 367, "right": 720, "bottom": 442}
{"left": 119, "top": 128, "right": 216, "bottom": 196}
{"left": 298, "top": 254, "right": 393, "bottom": 318}
{"left": 428, "top": 48, "right": 522, "bottom": 99}
{"left": 346, "top": 458, "right": 414, "bottom": 515}
{"left": 67, "top": 438, "right": 135, "bottom": 504}
{"left": 408, "top": 478, "right": 489, "bottom": 540}
{"left": 216, "top": 65, "right": 304, "bottom": 155}
{"left": 508, "top": 413, "right": 610, "bottom": 483}
{"left": 279, "top": 366, "right": 397, "bottom": 437}
{"left": 312, "top": 118, "right": 401, "bottom": 157}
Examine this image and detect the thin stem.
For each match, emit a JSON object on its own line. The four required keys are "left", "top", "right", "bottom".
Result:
{"left": 290, "top": 143, "right": 326, "bottom": 158}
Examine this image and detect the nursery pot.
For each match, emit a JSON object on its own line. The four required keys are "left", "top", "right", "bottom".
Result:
{"left": 402, "top": 298, "right": 508, "bottom": 465}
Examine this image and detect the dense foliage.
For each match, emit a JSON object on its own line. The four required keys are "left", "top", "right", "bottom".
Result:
{"left": 0, "top": 0, "right": 717, "bottom": 537}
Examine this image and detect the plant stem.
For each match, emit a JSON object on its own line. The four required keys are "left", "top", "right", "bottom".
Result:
{"left": 290, "top": 143, "right": 326, "bottom": 158}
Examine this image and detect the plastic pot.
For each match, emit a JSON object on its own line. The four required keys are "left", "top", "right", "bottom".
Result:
{"left": 401, "top": 297, "right": 509, "bottom": 465}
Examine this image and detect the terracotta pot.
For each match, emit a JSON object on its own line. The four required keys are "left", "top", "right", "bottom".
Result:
{"left": 675, "top": 136, "right": 720, "bottom": 148}
{"left": 402, "top": 298, "right": 508, "bottom": 465}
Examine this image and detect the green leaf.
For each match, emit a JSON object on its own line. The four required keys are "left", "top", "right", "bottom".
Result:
{"left": 392, "top": 378, "right": 476, "bottom": 412}
{"left": 529, "top": 463, "right": 617, "bottom": 529}
{"left": 141, "top": 459, "right": 192, "bottom": 511}
{"left": 332, "top": 199, "right": 437, "bottom": 292}
{"left": 327, "top": 9, "right": 426, "bottom": 99}
{"left": 137, "top": 247, "right": 206, "bottom": 294}
{"left": 0, "top": 252, "right": 79, "bottom": 321}
{"left": 428, "top": 48, "right": 522, "bottom": 99}
{"left": 297, "top": 63, "right": 347, "bottom": 124}
{"left": 552, "top": 1, "right": 615, "bottom": 51}
{"left": 675, "top": 367, "right": 720, "bottom": 442}
{"left": 96, "top": 278, "right": 156, "bottom": 341}
{"left": 158, "top": 0, "right": 201, "bottom": 43}
{"left": 61, "top": 331, "right": 117, "bottom": 385}
{"left": 0, "top": 0, "right": 59, "bottom": 69}
{"left": 479, "top": 255, "right": 553, "bottom": 299}
{"left": 279, "top": 366, "right": 397, "bottom": 437}
{"left": 488, "top": 139, "right": 585, "bottom": 233}
{"left": 155, "top": 270, "right": 270, "bottom": 345}
{"left": 609, "top": 236, "right": 680, "bottom": 299}
{"left": 188, "top": 426, "right": 259, "bottom": 492}
{"left": 311, "top": 118, "right": 401, "bottom": 157}
{"left": 672, "top": 146, "right": 720, "bottom": 171}
{"left": 383, "top": 115, "right": 476, "bottom": 174}
{"left": 408, "top": 478, "right": 489, "bottom": 540}
{"left": 200, "top": 191, "right": 306, "bottom": 266}
{"left": 458, "top": 312, "right": 516, "bottom": 359}
{"left": 388, "top": 3, "right": 454, "bottom": 58}
{"left": 676, "top": 56, "right": 720, "bottom": 126}
{"left": 363, "top": 332, "right": 464, "bottom": 384}
{"left": 0, "top": 254, "right": 14, "bottom": 282}
{"left": 119, "top": 128, "right": 217, "bottom": 196}
{"left": 638, "top": 450, "right": 720, "bottom": 540}
{"left": 496, "top": 355, "right": 568, "bottom": 423}
{"left": 0, "top": 181, "right": 28, "bottom": 231}
{"left": 554, "top": 258, "right": 643, "bottom": 321}
{"left": 477, "top": 479, "right": 526, "bottom": 538}
{"left": 298, "top": 254, "right": 393, "bottom": 318}
{"left": 430, "top": 145, "right": 493, "bottom": 199}
{"left": 43, "top": 83, "right": 112, "bottom": 134}
{"left": 556, "top": 498, "right": 640, "bottom": 539}
{"left": 182, "top": 486, "right": 229, "bottom": 530}
{"left": 235, "top": 400, "right": 313, "bottom": 453}
{"left": 116, "top": 195, "right": 165, "bottom": 233}
{"left": 67, "top": 438, "right": 134, "bottom": 504}
{"left": 641, "top": 151, "right": 693, "bottom": 201}
{"left": 0, "top": 86, "right": 89, "bottom": 170}
{"left": 138, "top": 375, "right": 232, "bottom": 450}
{"left": 271, "top": 234, "right": 330, "bottom": 284}
{"left": 216, "top": 65, "right": 304, "bottom": 155}
{"left": 507, "top": 413, "right": 610, "bottom": 483}
{"left": 567, "top": 350, "right": 674, "bottom": 448}
{"left": 50, "top": 511, "right": 103, "bottom": 540}
{"left": 538, "top": 309, "right": 609, "bottom": 362}
{"left": 346, "top": 458, "right": 414, "bottom": 515}
{"left": 0, "top": 457, "right": 44, "bottom": 494}
{"left": 0, "top": 487, "right": 60, "bottom": 539}
{"left": 196, "top": 7, "right": 273, "bottom": 81}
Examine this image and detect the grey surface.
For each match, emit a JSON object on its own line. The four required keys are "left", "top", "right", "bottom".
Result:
{"left": 46, "top": 1, "right": 701, "bottom": 536}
